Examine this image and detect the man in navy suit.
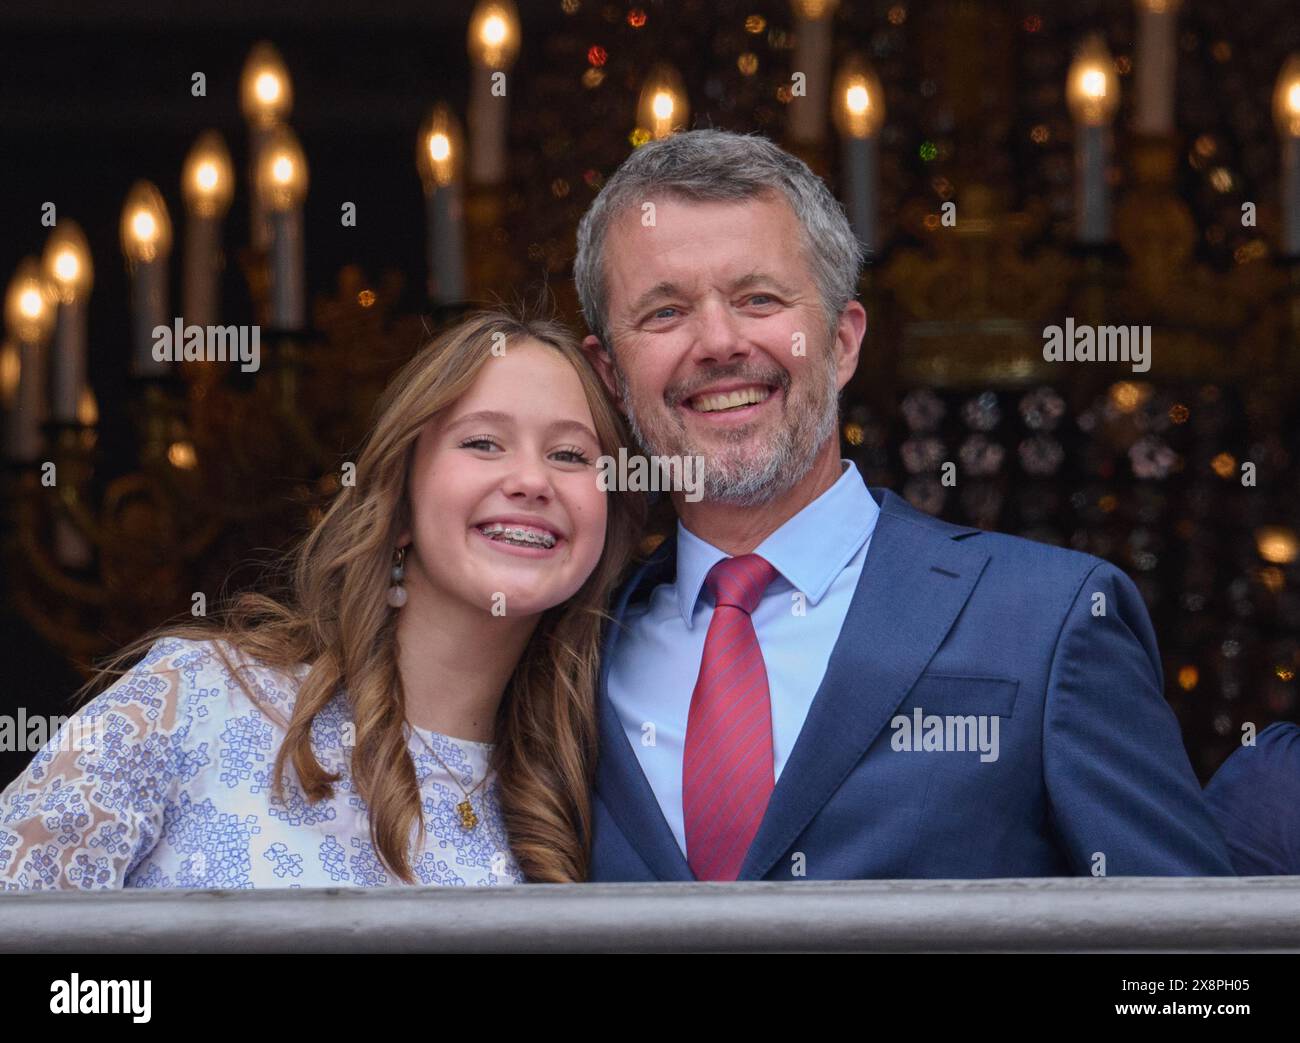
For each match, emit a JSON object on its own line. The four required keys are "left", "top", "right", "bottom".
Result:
{"left": 573, "top": 129, "right": 1233, "bottom": 881}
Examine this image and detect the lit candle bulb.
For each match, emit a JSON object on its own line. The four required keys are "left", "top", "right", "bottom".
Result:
{"left": 77, "top": 386, "right": 97, "bottom": 427}
{"left": 63, "top": 381, "right": 99, "bottom": 570}
{"left": 418, "top": 104, "right": 467, "bottom": 306}
{"left": 241, "top": 41, "right": 293, "bottom": 251}
{"left": 4, "top": 258, "right": 56, "bottom": 462}
{"left": 1067, "top": 34, "right": 1120, "bottom": 244}
{"left": 120, "top": 181, "right": 173, "bottom": 378}
{"left": 182, "top": 130, "right": 234, "bottom": 330}
{"left": 42, "top": 220, "right": 92, "bottom": 424}
{"left": 637, "top": 65, "right": 689, "bottom": 141}
{"left": 467, "top": 1, "right": 520, "bottom": 185}
{"left": 833, "top": 54, "right": 885, "bottom": 258}
{"left": 1134, "top": 0, "right": 1181, "bottom": 137}
{"left": 0, "top": 340, "right": 17, "bottom": 409}
{"left": 257, "top": 124, "right": 309, "bottom": 329}
{"left": 789, "top": 0, "right": 840, "bottom": 145}
{"left": 1274, "top": 53, "right": 1300, "bottom": 257}
{"left": 1255, "top": 525, "right": 1298, "bottom": 565}
{"left": 0, "top": 339, "right": 18, "bottom": 437}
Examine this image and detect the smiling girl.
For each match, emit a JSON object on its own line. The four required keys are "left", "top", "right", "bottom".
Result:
{"left": 0, "top": 309, "right": 647, "bottom": 888}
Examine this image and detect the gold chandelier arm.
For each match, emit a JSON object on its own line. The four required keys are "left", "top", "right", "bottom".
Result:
{"left": 13, "top": 523, "right": 112, "bottom": 607}
{"left": 54, "top": 481, "right": 112, "bottom": 551}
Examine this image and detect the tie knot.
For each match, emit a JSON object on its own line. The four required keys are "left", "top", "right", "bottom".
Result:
{"left": 704, "top": 554, "right": 779, "bottom": 615}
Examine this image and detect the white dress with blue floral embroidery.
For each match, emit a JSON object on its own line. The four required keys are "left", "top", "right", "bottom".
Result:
{"left": 0, "top": 636, "right": 525, "bottom": 889}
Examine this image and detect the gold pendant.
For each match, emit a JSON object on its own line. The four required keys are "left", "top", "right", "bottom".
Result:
{"left": 457, "top": 799, "right": 479, "bottom": 830}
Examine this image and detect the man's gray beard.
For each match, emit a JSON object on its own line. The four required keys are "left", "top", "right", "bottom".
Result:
{"left": 613, "top": 338, "right": 841, "bottom": 508}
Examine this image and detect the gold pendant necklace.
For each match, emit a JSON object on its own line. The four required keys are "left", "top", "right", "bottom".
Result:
{"left": 408, "top": 724, "right": 490, "bottom": 830}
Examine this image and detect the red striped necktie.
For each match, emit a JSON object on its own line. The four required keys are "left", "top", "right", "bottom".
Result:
{"left": 683, "top": 553, "right": 780, "bottom": 881}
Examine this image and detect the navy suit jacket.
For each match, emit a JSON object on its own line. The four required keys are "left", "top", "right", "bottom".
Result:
{"left": 1204, "top": 722, "right": 1300, "bottom": 875}
{"left": 589, "top": 485, "right": 1235, "bottom": 880}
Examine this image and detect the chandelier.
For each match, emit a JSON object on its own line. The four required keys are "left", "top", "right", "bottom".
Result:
{"left": 1, "top": 0, "right": 1298, "bottom": 782}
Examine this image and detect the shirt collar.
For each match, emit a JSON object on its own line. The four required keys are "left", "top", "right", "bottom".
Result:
{"left": 674, "top": 458, "right": 880, "bottom": 628}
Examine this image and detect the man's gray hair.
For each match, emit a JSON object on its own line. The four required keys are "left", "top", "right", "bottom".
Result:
{"left": 573, "top": 128, "right": 865, "bottom": 352}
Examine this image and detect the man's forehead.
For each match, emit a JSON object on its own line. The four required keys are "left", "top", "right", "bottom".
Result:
{"left": 604, "top": 190, "right": 803, "bottom": 302}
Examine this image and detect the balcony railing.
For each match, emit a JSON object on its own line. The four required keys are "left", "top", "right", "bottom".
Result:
{"left": 3, "top": 876, "right": 1299, "bottom": 953}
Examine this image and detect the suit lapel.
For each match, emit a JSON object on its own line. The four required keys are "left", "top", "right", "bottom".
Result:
{"left": 595, "top": 537, "right": 696, "bottom": 880}
{"left": 735, "top": 487, "right": 989, "bottom": 879}
{"left": 596, "top": 488, "right": 990, "bottom": 883}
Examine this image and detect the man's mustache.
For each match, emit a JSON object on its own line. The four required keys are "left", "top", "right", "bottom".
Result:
{"left": 665, "top": 370, "right": 790, "bottom": 406}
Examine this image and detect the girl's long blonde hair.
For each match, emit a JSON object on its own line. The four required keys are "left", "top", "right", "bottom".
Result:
{"left": 75, "top": 307, "right": 648, "bottom": 883}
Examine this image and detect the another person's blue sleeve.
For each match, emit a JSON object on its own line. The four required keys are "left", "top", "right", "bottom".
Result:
{"left": 1203, "top": 721, "right": 1300, "bottom": 875}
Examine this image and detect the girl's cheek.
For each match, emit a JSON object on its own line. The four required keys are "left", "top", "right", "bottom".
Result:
{"left": 581, "top": 482, "right": 609, "bottom": 524}
{"left": 560, "top": 490, "right": 600, "bottom": 540}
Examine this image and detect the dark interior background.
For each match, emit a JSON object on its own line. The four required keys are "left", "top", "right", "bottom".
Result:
{"left": 2, "top": 0, "right": 1298, "bottom": 789}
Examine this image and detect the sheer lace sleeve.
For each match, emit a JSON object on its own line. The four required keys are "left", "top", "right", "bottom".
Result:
{"left": 0, "top": 640, "right": 192, "bottom": 890}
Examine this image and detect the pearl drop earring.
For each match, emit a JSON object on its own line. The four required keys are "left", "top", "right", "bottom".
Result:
{"left": 387, "top": 545, "right": 408, "bottom": 608}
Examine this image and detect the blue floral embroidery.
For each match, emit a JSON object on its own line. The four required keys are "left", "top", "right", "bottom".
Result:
{"left": 43, "top": 783, "right": 92, "bottom": 845}
{"left": 128, "top": 863, "right": 170, "bottom": 888}
{"left": 0, "top": 830, "right": 20, "bottom": 875}
{"left": 253, "top": 765, "right": 337, "bottom": 827}
{"left": 218, "top": 715, "right": 274, "bottom": 789}
{"left": 162, "top": 792, "right": 261, "bottom": 889}
{"left": 66, "top": 852, "right": 114, "bottom": 890}
{"left": 23, "top": 844, "right": 63, "bottom": 889}
{"left": 1, "top": 791, "right": 35, "bottom": 823}
{"left": 318, "top": 834, "right": 349, "bottom": 882}
{"left": 176, "top": 741, "right": 211, "bottom": 784}
{"left": 0, "top": 637, "right": 526, "bottom": 889}
{"left": 348, "top": 835, "right": 390, "bottom": 887}
{"left": 262, "top": 841, "right": 304, "bottom": 879}
{"left": 88, "top": 818, "right": 133, "bottom": 861}
{"left": 412, "top": 849, "right": 473, "bottom": 886}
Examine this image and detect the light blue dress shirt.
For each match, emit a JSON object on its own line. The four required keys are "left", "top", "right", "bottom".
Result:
{"left": 606, "top": 458, "right": 881, "bottom": 859}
